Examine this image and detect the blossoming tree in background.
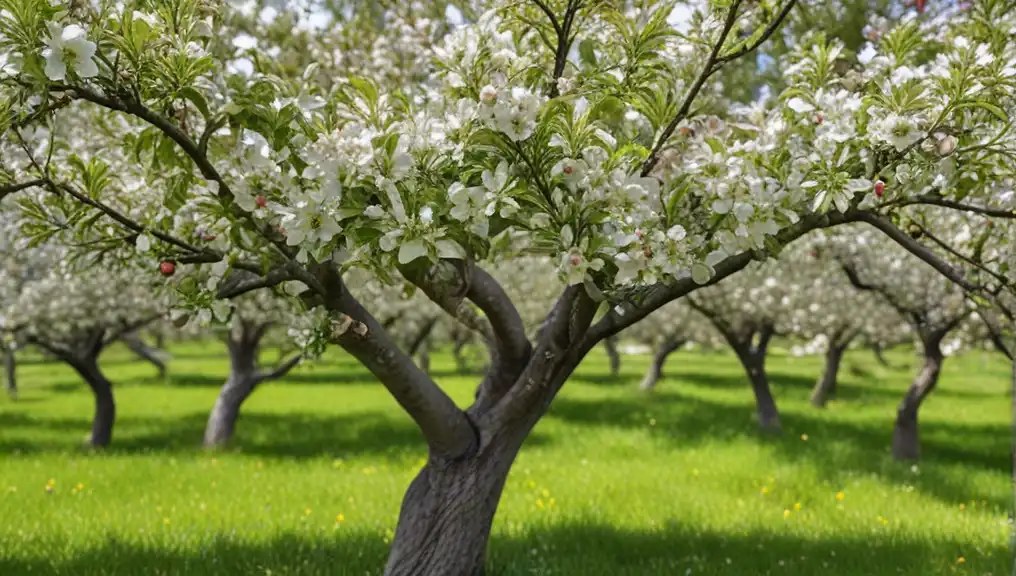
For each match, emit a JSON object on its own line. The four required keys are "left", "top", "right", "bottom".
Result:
{"left": 824, "top": 224, "right": 972, "bottom": 459}
{"left": 782, "top": 238, "right": 910, "bottom": 407}
{"left": 0, "top": 235, "right": 167, "bottom": 446}
{"left": 1, "top": 0, "right": 1014, "bottom": 571}
{"left": 624, "top": 300, "right": 720, "bottom": 391}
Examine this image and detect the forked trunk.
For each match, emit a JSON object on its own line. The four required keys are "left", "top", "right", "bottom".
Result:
{"left": 639, "top": 339, "right": 684, "bottom": 392}
{"left": 204, "top": 334, "right": 259, "bottom": 447}
{"left": 385, "top": 432, "right": 522, "bottom": 576}
{"left": 604, "top": 336, "right": 620, "bottom": 378}
{"left": 71, "top": 356, "right": 115, "bottom": 447}
{"left": 811, "top": 343, "right": 847, "bottom": 408}
{"left": 122, "top": 332, "right": 167, "bottom": 378}
{"left": 3, "top": 345, "right": 15, "bottom": 400}
{"left": 735, "top": 347, "right": 781, "bottom": 432}
{"left": 892, "top": 348, "right": 943, "bottom": 460}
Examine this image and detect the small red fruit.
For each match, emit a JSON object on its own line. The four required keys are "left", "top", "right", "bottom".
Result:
{"left": 159, "top": 261, "right": 176, "bottom": 277}
{"left": 563, "top": 165, "right": 573, "bottom": 175}
{"left": 255, "top": 195, "right": 267, "bottom": 208}
{"left": 873, "top": 180, "right": 885, "bottom": 197}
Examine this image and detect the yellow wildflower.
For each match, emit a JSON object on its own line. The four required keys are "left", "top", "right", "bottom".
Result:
{"left": 835, "top": 491, "right": 845, "bottom": 501}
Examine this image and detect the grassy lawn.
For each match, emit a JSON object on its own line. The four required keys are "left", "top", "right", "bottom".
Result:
{"left": 0, "top": 342, "right": 1011, "bottom": 575}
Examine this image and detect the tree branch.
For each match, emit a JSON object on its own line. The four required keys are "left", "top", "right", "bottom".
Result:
{"left": 642, "top": 0, "right": 750, "bottom": 175}
{"left": 315, "top": 265, "right": 478, "bottom": 459}
{"left": 216, "top": 265, "right": 297, "bottom": 299}
{"left": 0, "top": 179, "right": 46, "bottom": 201}
{"left": 254, "top": 354, "right": 302, "bottom": 386}
{"left": 891, "top": 195, "right": 1016, "bottom": 219}
{"left": 853, "top": 212, "right": 980, "bottom": 293}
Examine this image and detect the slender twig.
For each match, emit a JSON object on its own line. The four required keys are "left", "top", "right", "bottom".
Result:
{"left": 641, "top": 0, "right": 746, "bottom": 175}
{"left": 0, "top": 179, "right": 46, "bottom": 200}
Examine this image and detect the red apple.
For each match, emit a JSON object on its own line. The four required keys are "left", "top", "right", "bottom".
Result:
{"left": 874, "top": 181, "right": 885, "bottom": 197}
{"left": 159, "top": 261, "right": 176, "bottom": 277}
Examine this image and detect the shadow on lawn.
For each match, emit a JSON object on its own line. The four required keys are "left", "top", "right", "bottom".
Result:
{"left": 0, "top": 409, "right": 552, "bottom": 461}
{"left": 547, "top": 386, "right": 1010, "bottom": 510}
{"left": 0, "top": 521, "right": 1004, "bottom": 576}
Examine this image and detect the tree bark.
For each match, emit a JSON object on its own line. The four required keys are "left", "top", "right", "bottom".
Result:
{"left": 122, "top": 332, "right": 167, "bottom": 378}
{"left": 604, "top": 336, "right": 620, "bottom": 377}
{"left": 418, "top": 344, "right": 431, "bottom": 375}
{"left": 739, "top": 349, "right": 781, "bottom": 432}
{"left": 203, "top": 323, "right": 300, "bottom": 448}
{"left": 452, "top": 336, "right": 469, "bottom": 373}
{"left": 3, "top": 345, "right": 15, "bottom": 400}
{"left": 385, "top": 429, "right": 522, "bottom": 576}
{"left": 892, "top": 344, "right": 943, "bottom": 460}
{"left": 639, "top": 339, "right": 685, "bottom": 391}
{"left": 71, "top": 355, "right": 115, "bottom": 447}
{"left": 811, "top": 336, "right": 852, "bottom": 408}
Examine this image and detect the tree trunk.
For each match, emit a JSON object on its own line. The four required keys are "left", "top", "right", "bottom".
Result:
{"left": 735, "top": 346, "right": 781, "bottom": 432}
{"left": 71, "top": 356, "right": 115, "bottom": 447}
{"left": 418, "top": 344, "right": 431, "bottom": 375}
{"left": 122, "top": 332, "right": 167, "bottom": 378}
{"left": 604, "top": 336, "right": 620, "bottom": 378}
{"left": 871, "top": 342, "right": 891, "bottom": 367}
{"left": 385, "top": 433, "right": 522, "bottom": 576}
{"left": 203, "top": 333, "right": 260, "bottom": 448}
{"left": 811, "top": 343, "right": 847, "bottom": 408}
{"left": 452, "top": 337, "right": 469, "bottom": 373}
{"left": 892, "top": 348, "right": 943, "bottom": 460}
{"left": 639, "top": 339, "right": 685, "bottom": 391}
{"left": 3, "top": 345, "right": 15, "bottom": 400}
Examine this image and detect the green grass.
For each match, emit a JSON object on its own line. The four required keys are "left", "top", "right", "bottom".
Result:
{"left": 0, "top": 342, "right": 1011, "bottom": 575}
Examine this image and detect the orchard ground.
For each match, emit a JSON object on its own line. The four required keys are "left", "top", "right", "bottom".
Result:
{"left": 0, "top": 343, "right": 1010, "bottom": 576}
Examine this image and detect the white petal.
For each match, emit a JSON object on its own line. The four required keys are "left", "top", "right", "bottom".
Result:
{"left": 136, "top": 234, "right": 151, "bottom": 252}
{"left": 44, "top": 54, "right": 66, "bottom": 81}
{"left": 787, "top": 97, "right": 815, "bottom": 113}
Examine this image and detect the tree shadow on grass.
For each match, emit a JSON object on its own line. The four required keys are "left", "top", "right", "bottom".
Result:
{"left": 0, "top": 409, "right": 552, "bottom": 461}
{"left": 546, "top": 390, "right": 1010, "bottom": 510}
{"left": 0, "top": 520, "right": 1005, "bottom": 575}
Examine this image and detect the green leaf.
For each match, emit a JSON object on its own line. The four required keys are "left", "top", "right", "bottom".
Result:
{"left": 579, "top": 39, "right": 598, "bottom": 68}
{"left": 178, "top": 87, "right": 210, "bottom": 120}
{"left": 954, "top": 100, "right": 1008, "bottom": 123}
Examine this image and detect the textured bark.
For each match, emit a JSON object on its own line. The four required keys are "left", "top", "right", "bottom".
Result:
{"left": 639, "top": 339, "right": 685, "bottom": 391}
{"left": 604, "top": 336, "right": 620, "bottom": 377}
{"left": 735, "top": 333, "right": 780, "bottom": 432}
{"left": 71, "top": 356, "right": 115, "bottom": 447}
{"left": 385, "top": 428, "right": 523, "bottom": 576}
{"left": 418, "top": 345, "right": 431, "bottom": 375}
{"left": 204, "top": 334, "right": 259, "bottom": 447}
{"left": 452, "top": 337, "right": 469, "bottom": 373}
{"left": 811, "top": 342, "right": 848, "bottom": 408}
{"left": 122, "top": 332, "right": 167, "bottom": 378}
{"left": 892, "top": 345, "right": 943, "bottom": 460}
{"left": 204, "top": 323, "right": 301, "bottom": 447}
{"left": 3, "top": 345, "right": 15, "bottom": 400}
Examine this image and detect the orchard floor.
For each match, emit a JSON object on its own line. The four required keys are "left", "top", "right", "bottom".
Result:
{"left": 0, "top": 342, "right": 1011, "bottom": 575}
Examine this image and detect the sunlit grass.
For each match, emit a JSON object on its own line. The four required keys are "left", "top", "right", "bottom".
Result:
{"left": 0, "top": 342, "right": 1010, "bottom": 575}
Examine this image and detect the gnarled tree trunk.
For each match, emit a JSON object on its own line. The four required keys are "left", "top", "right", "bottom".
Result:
{"left": 604, "top": 336, "right": 620, "bottom": 378}
{"left": 810, "top": 330, "right": 856, "bottom": 408}
{"left": 730, "top": 325, "right": 780, "bottom": 432}
{"left": 871, "top": 342, "right": 892, "bottom": 367}
{"left": 639, "top": 339, "right": 685, "bottom": 391}
{"left": 385, "top": 436, "right": 521, "bottom": 576}
{"left": 122, "top": 331, "right": 167, "bottom": 378}
{"left": 71, "top": 355, "right": 115, "bottom": 447}
{"left": 204, "top": 322, "right": 300, "bottom": 448}
{"left": 892, "top": 342, "right": 943, "bottom": 460}
{"left": 3, "top": 345, "right": 15, "bottom": 400}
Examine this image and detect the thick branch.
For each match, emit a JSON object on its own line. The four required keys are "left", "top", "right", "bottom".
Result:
{"left": 854, "top": 212, "right": 979, "bottom": 293}
{"left": 316, "top": 265, "right": 477, "bottom": 459}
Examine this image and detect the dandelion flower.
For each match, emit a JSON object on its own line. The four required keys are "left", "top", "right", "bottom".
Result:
{"left": 835, "top": 491, "right": 845, "bottom": 501}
